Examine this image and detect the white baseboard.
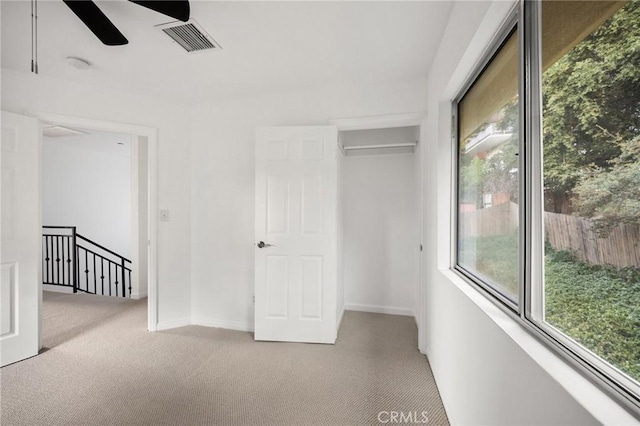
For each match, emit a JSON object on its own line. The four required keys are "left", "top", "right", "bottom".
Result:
{"left": 130, "top": 290, "right": 148, "bottom": 300}
{"left": 192, "top": 317, "right": 254, "bottom": 332}
{"left": 43, "top": 284, "right": 74, "bottom": 294}
{"left": 155, "top": 317, "right": 254, "bottom": 333}
{"left": 156, "top": 317, "right": 191, "bottom": 331}
{"left": 337, "top": 307, "right": 345, "bottom": 330}
{"left": 345, "top": 303, "right": 415, "bottom": 318}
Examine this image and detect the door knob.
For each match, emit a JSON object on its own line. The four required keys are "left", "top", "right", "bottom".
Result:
{"left": 257, "top": 241, "right": 273, "bottom": 248}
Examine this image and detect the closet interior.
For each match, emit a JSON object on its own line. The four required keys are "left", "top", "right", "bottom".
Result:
{"left": 337, "top": 125, "right": 421, "bottom": 332}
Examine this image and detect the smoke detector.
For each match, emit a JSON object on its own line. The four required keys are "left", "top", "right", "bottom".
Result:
{"left": 156, "top": 19, "right": 221, "bottom": 53}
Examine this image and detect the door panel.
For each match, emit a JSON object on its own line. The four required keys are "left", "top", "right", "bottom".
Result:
{"left": 255, "top": 126, "right": 337, "bottom": 343}
{"left": 301, "top": 175, "right": 322, "bottom": 235}
{"left": 266, "top": 255, "right": 289, "bottom": 318}
{"left": 1, "top": 263, "right": 16, "bottom": 336}
{"left": 300, "top": 139, "right": 323, "bottom": 160}
{"left": 1, "top": 111, "right": 41, "bottom": 367}
{"left": 266, "top": 175, "right": 289, "bottom": 234}
{"left": 300, "top": 256, "right": 322, "bottom": 320}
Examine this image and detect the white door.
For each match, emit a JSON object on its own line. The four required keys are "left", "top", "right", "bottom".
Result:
{"left": 1, "top": 111, "right": 41, "bottom": 366}
{"left": 255, "top": 126, "right": 338, "bottom": 343}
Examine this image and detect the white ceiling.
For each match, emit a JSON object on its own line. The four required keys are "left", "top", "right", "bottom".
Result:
{"left": 1, "top": 1, "right": 453, "bottom": 103}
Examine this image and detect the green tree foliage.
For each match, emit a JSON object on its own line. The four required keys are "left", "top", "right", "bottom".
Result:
{"left": 542, "top": 1, "right": 640, "bottom": 204}
{"left": 483, "top": 139, "right": 518, "bottom": 202}
{"left": 460, "top": 155, "right": 484, "bottom": 206}
{"left": 459, "top": 139, "right": 519, "bottom": 208}
{"left": 459, "top": 99, "right": 519, "bottom": 208}
{"left": 575, "top": 136, "right": 640, "bottom": 234}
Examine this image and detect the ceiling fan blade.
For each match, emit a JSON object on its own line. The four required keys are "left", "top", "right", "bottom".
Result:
{"left": 63, "top": 0, "right": 128, "bottom": 46}
{"left": 129, "top": 1, "right": 190, "bottom": 22}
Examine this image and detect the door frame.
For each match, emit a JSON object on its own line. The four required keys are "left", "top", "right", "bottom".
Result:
{"left": 35, "top": 112, "right": 160, "bottom": 332}
{"left": 329, "top": 112, "right": 426, "bottom": 350}
{"left": 329, "top": 112, "right": 425, "bottom": 132}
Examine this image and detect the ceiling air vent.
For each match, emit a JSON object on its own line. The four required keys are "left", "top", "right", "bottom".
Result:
{"left": 157, "top": 19, "right": 221, "bottom": 53}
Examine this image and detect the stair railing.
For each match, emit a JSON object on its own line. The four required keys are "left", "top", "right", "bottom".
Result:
{"left": 43, "top": 226, "right": 132, "bottom": 298}
{"left": 42, "top": 226, "right": 78, "bottom": 292}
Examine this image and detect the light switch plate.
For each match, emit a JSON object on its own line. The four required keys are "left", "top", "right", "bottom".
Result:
{"left": 160, "top": 210, "right": 170, "bottom": 222}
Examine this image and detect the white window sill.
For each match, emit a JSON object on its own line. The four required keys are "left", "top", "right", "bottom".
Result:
{"left": 438, "top": 268, "right": 639, "bottom": 425}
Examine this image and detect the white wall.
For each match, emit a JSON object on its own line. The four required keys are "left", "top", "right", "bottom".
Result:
{"left": 43, "top": 132, "right": 131, "bottom": 257}
{"left": 342, "top": 152, "right": 417, "bottom": 317}
{"left": 413, "top": 123, "right": 425, "bottom": 329}
{"left": 421, "top": 1, "right": 636, "bottom": 424}
{"left": 336, "top": 148, "right": 345, "bottom": 327}
{"left": 1, "top": 69, "right": 191, "bottom": 326}
{"left": 190, "top": 78, "right": 428, "bottom": 330}
{"left": 130, "top": 136, "right": 149, "bottom": 299}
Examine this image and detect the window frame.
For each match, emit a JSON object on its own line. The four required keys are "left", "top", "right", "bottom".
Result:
{"left": 451, "top": 0, "right": 640, "bottom": 415}
{"left": 452, "top": 10, "right": 520, "bottom": 313}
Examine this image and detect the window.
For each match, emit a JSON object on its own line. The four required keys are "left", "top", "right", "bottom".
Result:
{"left": 456, "top": 27, "right": 520, "bottom": 306}
{"left": 538, "top": 0, "right": 640, "bottom": 400}
{"left": 454, "top": 0, "right": 640, "bottom": 410}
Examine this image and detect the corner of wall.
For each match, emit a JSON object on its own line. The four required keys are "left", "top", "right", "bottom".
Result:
{"left": 191, "top": 317, "right": 255, "bottom": 333}
{"left": 130, "top": 290, "right": 148, "bottom": 300}
{"left": 156, "top": 317, "right": 191, "bottom": 331}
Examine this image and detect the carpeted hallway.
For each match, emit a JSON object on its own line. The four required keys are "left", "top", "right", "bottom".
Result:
{"left": 0, "top": 291, "right": 449, "bottom": 426}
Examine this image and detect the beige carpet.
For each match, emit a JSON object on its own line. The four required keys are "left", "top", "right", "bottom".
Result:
{"left": 1, "top": 292, "right": 449, "bottom": 426}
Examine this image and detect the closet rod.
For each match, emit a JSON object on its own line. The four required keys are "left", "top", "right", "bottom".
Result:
{"left": 343, "top": 142, "right": 416, "bottom": 151}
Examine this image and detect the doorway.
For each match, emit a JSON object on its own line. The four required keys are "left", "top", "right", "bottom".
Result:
{"left": 253, "top": 114, "right": 425, "bottom": 344}
{"left": 42, "top": 128, "right": 136, "bottom": 298}
{"left": 340, "top": 126, "right": 420, "bottom": 322}
{"left": 35, "top": 113, "right": 159, "bottom": 336}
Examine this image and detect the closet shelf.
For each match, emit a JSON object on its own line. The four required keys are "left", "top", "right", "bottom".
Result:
{"left": 342, "top": 142, "right": 417, "bottom": 151}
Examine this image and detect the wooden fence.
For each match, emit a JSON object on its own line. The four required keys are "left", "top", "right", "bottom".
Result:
{"left": 459, "top": 202, "right": 518, "bottom": 239}
{"left": 544, "top": 211, "right": 640, "bottom": 268}
{"left": 460, "top": 203, "right": 640, "bottom": 268}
